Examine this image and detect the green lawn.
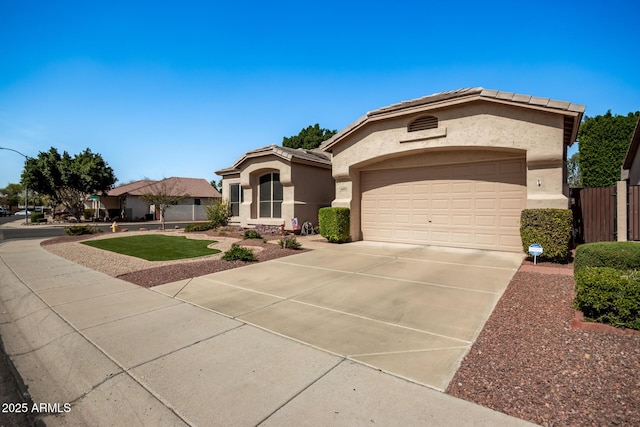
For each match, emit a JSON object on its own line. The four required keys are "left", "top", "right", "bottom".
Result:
{"left": 82, "top": 234, "right": 221, "bottom": 261}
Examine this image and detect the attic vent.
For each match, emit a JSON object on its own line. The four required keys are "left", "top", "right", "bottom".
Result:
{"left": 408, "top": 115, "right": 438, "bottom": 132}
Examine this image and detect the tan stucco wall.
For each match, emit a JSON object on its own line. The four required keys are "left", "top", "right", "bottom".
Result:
{"left": 329, "top": 100, "right": 570, "bottom": 241}
{"left": 291, "top": 162, "right": 335, "bottom": 227}
{"left": 221, "top": 155, "right": 334, "bottom": 230}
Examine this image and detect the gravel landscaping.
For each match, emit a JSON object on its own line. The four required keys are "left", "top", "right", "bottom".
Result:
{"left": 40, "top": 233, "right": 640, "bottom": 426}
{"left": 447, "top": 270, "right": 640, "bottom": 426}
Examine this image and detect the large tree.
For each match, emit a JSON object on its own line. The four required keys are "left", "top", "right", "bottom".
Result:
{"left": 282, "top": 124, "right": 337, "bottom": 150}
{"left": 21, "top": 147, "right": 117, "bottom": 219}
{"left": 578, "top": 111, "right": 639, "bottom": 187}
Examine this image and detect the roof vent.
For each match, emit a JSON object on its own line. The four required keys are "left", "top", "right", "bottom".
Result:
{"left": 408, "top": 115, "right": 438, "bottom": 132}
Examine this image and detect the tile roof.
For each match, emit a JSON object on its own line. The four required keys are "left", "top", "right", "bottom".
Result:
{"left": 108, "top": 177, "right": 220, "bottom": 198}
{"left": 216, "top": 144, "right": 331, "bottom": 175}
{"left": 321, "top": 87, "right": 586, "bottom": 151}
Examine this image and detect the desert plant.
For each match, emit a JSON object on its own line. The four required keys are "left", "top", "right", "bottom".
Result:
{"left": 65, "top": 224, "right": 102, "bottom": 236}
{"left": 30, "top": 212, "right": 45, "bottom": 223}
{"left": 243, "top": 229, "right": 263, "bottom": 239}
{"left": 278, "top": 236, "right": 302, "bottom": 249}
{"left": 318, "top": 207, "right": 350, "bottom": 243}
{"left": 206, "top": 199, "right": 231, "bottom": 228}
{"left": 520, "top": 209, "right": 572, "bottom": 262}
{"left": 221, "top": 244, "right": 256, "bottom": 262}
{"left": 83, "top": 208, "right": 95, "bottom": 221}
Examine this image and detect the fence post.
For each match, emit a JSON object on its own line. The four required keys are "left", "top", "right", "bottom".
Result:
{"left": 617, "top": 180, "right": 628, "bottom": 242}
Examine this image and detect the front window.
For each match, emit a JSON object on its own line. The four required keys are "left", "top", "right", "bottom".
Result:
{"left": 259, "top": 173, "right": 283, "bottom": 218}
{"left": 230, "top": 183, "right": 243, "bottom": 217}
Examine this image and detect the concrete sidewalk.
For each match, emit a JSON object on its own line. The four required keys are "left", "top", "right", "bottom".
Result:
{"left": 0, "top": 238, "right": 536, "bottom": 426}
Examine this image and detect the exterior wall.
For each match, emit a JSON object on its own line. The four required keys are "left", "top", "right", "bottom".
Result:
{"left": 221, "top": 156, "right": 334, "bottom": 230}
{"left": 329, "top": 100, "right": 568, "bottom": 241}
{"left": 291, "top": 162, "right": 335, "bottom": 228}
{"left": 125, "top": 196, "right": 150, "bottom": 220}
{"left": 220, "top": 173, "right": 241, "bottom": 225}
{"left": 239, "top": 155, "right": 294, "bottom": 229}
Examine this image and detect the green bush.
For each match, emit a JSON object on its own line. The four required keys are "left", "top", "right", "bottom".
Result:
{"left": 318, "top": 207, "right": 350, "bottom": 243}
{"left": 65, "top": 225, "right": 101, "bottom": 236}
{"left": 279, "top": 236, "right": 302, "bottom": 249}
{"left": 206, "top": 199, "right": 231, "bottom": 228}
{"left": 30, "top": 212, "right": 45, "bottom": 223}
{"left": 520, "top": 209, "right": 572, "bottom": 262}
{"left": 222, "top": 244, "right": 256, "bottom": 261}
{"left": 574, "top": 242, "right": 640, "bottom": 272}
{"left": 574, "top": 267, "right": 640, "bottom": 330}
{"left": 243, "top": 229, "right": 263, "bottom": 240}
{"left": 83, "top": 208, "right": 94, "bottom": 220}
{"left": 184, "top": 222, "right": 216, "bottom": 232}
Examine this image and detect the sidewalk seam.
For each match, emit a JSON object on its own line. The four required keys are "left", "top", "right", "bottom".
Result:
{"left": 255, "top": 358, "right": 345, "bottom": 426}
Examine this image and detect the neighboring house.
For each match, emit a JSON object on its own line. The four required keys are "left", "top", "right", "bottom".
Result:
{"left": 220, "top": 88, "right": 585, "bottom": 253}
{"left": 622, "top": 116, "right": 640, "bottom": 185}
{"left": 216, "top": 145, "right": 334, "bottom": 230}
{"left": 103, "top": 177, "right": 221, "bottom": 221}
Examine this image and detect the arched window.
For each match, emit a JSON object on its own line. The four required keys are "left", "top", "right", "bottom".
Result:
{"left": 408, "top": 115, "right": 438, "bottom": 132}
{"left": 259, "top": 173, "right": 283, "bottom": 218}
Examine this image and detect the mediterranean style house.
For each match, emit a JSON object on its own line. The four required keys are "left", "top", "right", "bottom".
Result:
{"left": 217, "top": 88, "right": 585, "bottom": 252}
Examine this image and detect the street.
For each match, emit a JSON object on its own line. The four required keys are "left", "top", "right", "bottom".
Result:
{"left": 0, "top": 217, "right": 192, "bottom": 241}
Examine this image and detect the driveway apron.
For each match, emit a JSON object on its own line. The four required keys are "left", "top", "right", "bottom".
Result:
{"left": 155, "top": 241, "right": 523, "bottom": 391}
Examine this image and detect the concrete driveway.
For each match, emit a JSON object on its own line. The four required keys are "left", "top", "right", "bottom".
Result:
{"left": 154, "top": 239, "right": 523, "bottom": 391}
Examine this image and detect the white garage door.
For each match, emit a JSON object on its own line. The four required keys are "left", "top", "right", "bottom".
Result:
{"left": 361, "top": 159, "right": 526, "bottom": 252}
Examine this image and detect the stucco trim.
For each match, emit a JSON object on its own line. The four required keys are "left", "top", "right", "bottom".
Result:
{"left": 400, "top": 127, "right": 447, "bottom": 143}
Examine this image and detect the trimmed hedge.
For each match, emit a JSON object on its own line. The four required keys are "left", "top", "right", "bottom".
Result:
{"left": 520, "top": 209, "right": 572, "bottom": 262}
{"left": 184, "top": 222, "right": 216, "bottom": 232}
{"left": 318, "top": 207, "right": 350, "bottom": 243}
{"left": 574, "top": 267, "right": 640, "bottom": 330}
{"left": 574, "top": 242, "right": 640, "bottom": 272}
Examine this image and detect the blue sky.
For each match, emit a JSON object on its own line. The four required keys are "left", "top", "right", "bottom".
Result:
{"left": 1, "top": 0, "right": 639, "bottom": 188}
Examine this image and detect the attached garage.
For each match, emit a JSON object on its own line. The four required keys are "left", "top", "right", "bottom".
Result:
{"left": 360, "top": 158, "right": 526, "bottom": 252}
{"left": 320, "top": 88, "right": 585, "bottom": 254}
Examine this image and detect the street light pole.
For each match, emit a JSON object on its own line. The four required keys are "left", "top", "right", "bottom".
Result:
{"left": 0, "top": 146, "right": 30, "bottom": 225}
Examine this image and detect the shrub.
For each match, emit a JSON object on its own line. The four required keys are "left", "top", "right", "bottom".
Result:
{"left": 520, "top": 209, "right": 572, "bottom": 262}
{"left": 83, "top": 208, "right": 94, "bottom": 221}
{"left": 184, "top": 222, "right": 216, "bottom": 232}
{"left": 30, "top": 212, "right": 45, "bottom": 223}
{"left": 574, "top": 242, "right": 640, "bottom": 272}
{"left": 243, "top": 229, "right": 263, "bottom": 240}
{"left": 65, "top": 225, "right": 101, "bottom": 236}
{"left": 279, "top": 236, "right": 302, "bottom": 249}
{"left": 318, "top": 207, "right": 350, "bottom": 243}
{"left": 574, "top": 267, "right": 640, "bottom": 330}
{"left": 206, "top": 199, "right": 231, "bottom": 228}
{"left": 221, "top": 244, "right": 256, "bottom": 262}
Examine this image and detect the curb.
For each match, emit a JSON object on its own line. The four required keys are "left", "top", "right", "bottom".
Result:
{"left": 571, "top": 310, "right": 640, "bottom": 336}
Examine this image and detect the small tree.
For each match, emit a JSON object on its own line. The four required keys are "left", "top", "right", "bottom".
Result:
{"left": 205, "top": 199, "right": 231, "bottom": 228}
{"left": 141, "top": 179, "right": 188, "bottom": 231}
{"left": 567, "top": 152, "right": 582, "bottom": 187}
{"left": 0, "top": 183, "right": 24, "bottom": 211}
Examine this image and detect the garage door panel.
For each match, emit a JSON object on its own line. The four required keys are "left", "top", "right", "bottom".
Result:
{"left": 361, "top": 158, "right": 525, "bottom": 252}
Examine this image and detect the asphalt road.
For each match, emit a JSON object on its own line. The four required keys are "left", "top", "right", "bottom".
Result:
{"left": 0, "top": 217, "right": 190, "bottom": 241}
